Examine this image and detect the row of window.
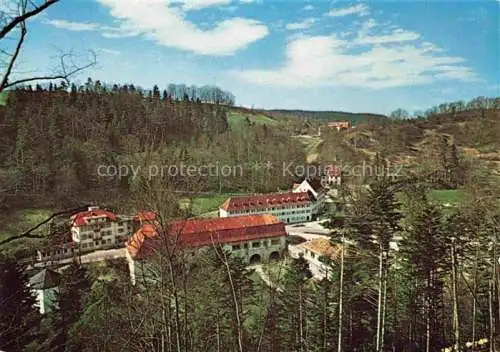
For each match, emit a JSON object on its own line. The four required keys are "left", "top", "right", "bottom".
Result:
{"left": 40, "top": 247, "right": 75, "bottom": 258}
{"left": 80, "top": 238, "right": 113, "bottom": 248}
{"left": 230, "top": 204, "right": 311, "bottom": 215}
{"left": 231, "top": 238, "right": 281, "bottom": 251}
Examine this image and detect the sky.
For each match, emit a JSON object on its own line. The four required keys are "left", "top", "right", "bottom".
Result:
{"left": 7, "top": 0, "right": 500, "bottom": 114}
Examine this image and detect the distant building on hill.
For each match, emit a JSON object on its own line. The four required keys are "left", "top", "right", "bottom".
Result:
{"left": 219, "top": 191, "right": 316, "bottom": 223}
{"left": 125, "top": 214, "right": 288, "bottom": 285}
{"left": 327, "top": 121, "right": 350, "bottom": 130}
{"left": 318, "top": 121, "right": 350, "bottom": 135}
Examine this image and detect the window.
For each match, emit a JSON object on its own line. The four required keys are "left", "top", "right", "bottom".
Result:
{"left": 82, "top": 243, "right": 87, "bottom": 248}
{"left": 232, "top": 244, "right": 241, "bottom": 250}
{"left": 271, "top": 239, "right": 280, "bottom": 245}
{"left": 243, "top": 243, "right": 249, "bottom": 249}
{"left": 252, "top": 242, "right": 260, "bottom": 248}
{"left": 311, "top": 252, "right": 315, "bottom": 259}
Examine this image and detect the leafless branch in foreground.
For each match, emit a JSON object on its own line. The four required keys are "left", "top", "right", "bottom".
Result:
{"left": 0, "top": 204, "right": 91, "bottom": 247}
{"left": 0, "top": 0, "right": 97, "bottom": 93}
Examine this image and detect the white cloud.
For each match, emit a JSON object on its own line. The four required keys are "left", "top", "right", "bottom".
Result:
{"left": 286, "top": 18, "right": 316, "bottom": 30}
{"left": 236, "top": 19, "right": 477, "bottom": 89}
{"left": 93, "top": 0, "right": 268, "bottom": 56}
{"left": 327, "top": 4, "right": 369, "bottom": 17}
{"left": 355, "top": 28, "right": 420, "bottom": 45}
{"left": 178, "top": 0, "right": 231, "bottom": 11}
{"left": 303, "top": 4, "right": 314, "bottom": 11}
{"left": 99, "top": 48, "right": 121, "bottom": 55}
{"left": 44, "top": 19, "right": 100, "bottom": 31}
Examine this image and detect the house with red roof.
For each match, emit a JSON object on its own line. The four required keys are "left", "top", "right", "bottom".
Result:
{"left": 125, "top": 214, "right": 288, "bottom": 285}
{"left": 219, "top": 191, "right": 315, "bottom": 224}
{"left": 70, "top": 206, "right": 134, "bottom": 251}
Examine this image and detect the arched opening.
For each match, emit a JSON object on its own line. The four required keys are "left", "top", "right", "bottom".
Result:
{"left": 269, "top": 251, "right": 280, "bottom": 262}
{"left": 286, "top": 218, "right": 290, "bottom": 223}
{"left": 306, "top": 216, "right": 310, "bottom": 221}
{"left": 249, "top": 254, "right": 261, "bottom": 265}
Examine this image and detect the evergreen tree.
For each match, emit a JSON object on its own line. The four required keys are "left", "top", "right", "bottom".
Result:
{"left": 47, "top": 262, "right": 91, "bottom": 352}
{"left": 277, "top": 256, "right": 312, "bottom": 351}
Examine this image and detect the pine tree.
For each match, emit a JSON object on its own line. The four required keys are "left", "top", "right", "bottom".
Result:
{"left": 47, "top": 262, "right": 91, "bottom": 352}
{"left": 0, "top": 262, "right": 41, "bottom": 352}
{"left": 277, "top": 256, "right": 312, "bottom": 351}
{"left": 401, "top": 202, "right": 448, "bottom": 351}
{"left": 350, "top": 178, "right": 402, "bottom": 351}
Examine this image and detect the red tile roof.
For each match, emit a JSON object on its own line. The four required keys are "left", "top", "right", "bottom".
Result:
{"left": 126, "top": 214, "right": 287, "bottom": 260}
{"left": 220, "top": 191, "right": 313, "bottom": 212}
{"left": 71, "top": 209, "right": 117, "bottom": 227}
{"left": 134, "top": 211, "right": 157, "bottom": 223}
{"left": 327, "top": 121, "right": 350, "bottom": 128}
{"left": 324, "top": 164, "right": 340, "bottom": 177}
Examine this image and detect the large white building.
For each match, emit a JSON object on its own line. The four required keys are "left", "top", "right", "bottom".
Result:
{"left": 292, "top": 178, "right": 327, "bottom": 213}
{"left": 219, "top": 191, "right": 315, "bottom": 224}
{"left": 70, "top": 206, "right": 134, "bottom": 251}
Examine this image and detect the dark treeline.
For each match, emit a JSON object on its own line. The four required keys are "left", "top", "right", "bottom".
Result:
{"left": 31, "top": 78, "right": 235, "bottom": 105}
{"left": 390, "top": 96, "right": 500, "bottom": 120}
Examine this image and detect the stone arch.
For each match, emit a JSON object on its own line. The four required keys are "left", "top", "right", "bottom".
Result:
{"left": 269, "top": 251, "right": 280, "bottom": 262}
{"left": 249, "top": 253, "right": 261, "bottom": 265}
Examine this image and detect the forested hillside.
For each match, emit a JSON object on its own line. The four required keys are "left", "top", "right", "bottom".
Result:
{"left": 266, "top": 109, "right": 387, "bottom": 125}
{"left": 0, "top": 82, "right": 305, "bottom": 213}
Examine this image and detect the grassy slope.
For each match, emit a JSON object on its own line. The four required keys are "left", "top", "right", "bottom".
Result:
{"left": 179, "top": 193, "right": 238, "bottom": 217}
{"left": 428, "top": 189, "right": 464, "bottom": 204}
{"left": 227, "top": 111, "right": 279, "bottom": 130}
{"left": 0, "top": 208, "right": 53, "bottom": 241}
{"left": 0, "top": 91, "right": 8, "bottom": 106}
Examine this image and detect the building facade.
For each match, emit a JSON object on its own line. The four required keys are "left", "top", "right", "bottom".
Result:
{"left": 126, "top": 214, "right": 288, "bottom": 285}
{"left": 70, "top": 206, "right": 134, "bottom": 251}
{"left": 28, "top": 268, "right": 61, "bottom": 314}
{"left": 219, "top": 192, "right": 315, "bottom": 224}
{"left": 289, "top": 237, "right": 343, "bottom": 280}
{"left": 292, "top": 178, "right": 327, "bottom": 214}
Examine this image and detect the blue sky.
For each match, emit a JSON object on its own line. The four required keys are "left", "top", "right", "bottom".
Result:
{"left": 7, "top": 0, "right": 500, "bottom": 114}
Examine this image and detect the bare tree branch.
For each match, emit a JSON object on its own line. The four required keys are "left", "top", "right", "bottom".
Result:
{"left": 0, "top": 0, "right": 96, "bottom": 92}
{"left": 0, "top": 0, "right": 59, "bottom": 40}
{"left": 1, "top": 49, "right": 97, "bottom": 90}
{"left": 0, "top": 204, "right": 91, "bottom": 246}
{"left": 0, "top": 20, "right": 25, "bottom": 91}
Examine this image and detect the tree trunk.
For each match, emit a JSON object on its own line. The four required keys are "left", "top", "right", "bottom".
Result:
{"left": 337, "top": 236, "right": 344, "bottom": 352}
{"left": 426, "top": 276, "right": 431, "bottom": 352}
{"left": 489, "top": 278, "right": 495, "bottom": 352}
{"left": 451, "top": 238, "right": 460, "bottom": 351}
{"left": 472, "top": 247, "right": 478, "bottom": 351}
{"left": 381, "top": 266, "right": 388, "bottom": 352}
{"left": 299, "top": 286, "right": 304, "bottom": 352}
{"left": 376, "top": 247, "right": 383, "bottom": 352}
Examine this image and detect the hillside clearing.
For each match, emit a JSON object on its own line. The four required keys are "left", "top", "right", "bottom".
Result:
{"left": 228, "top": 111, "right": 279, "bottom": 130}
